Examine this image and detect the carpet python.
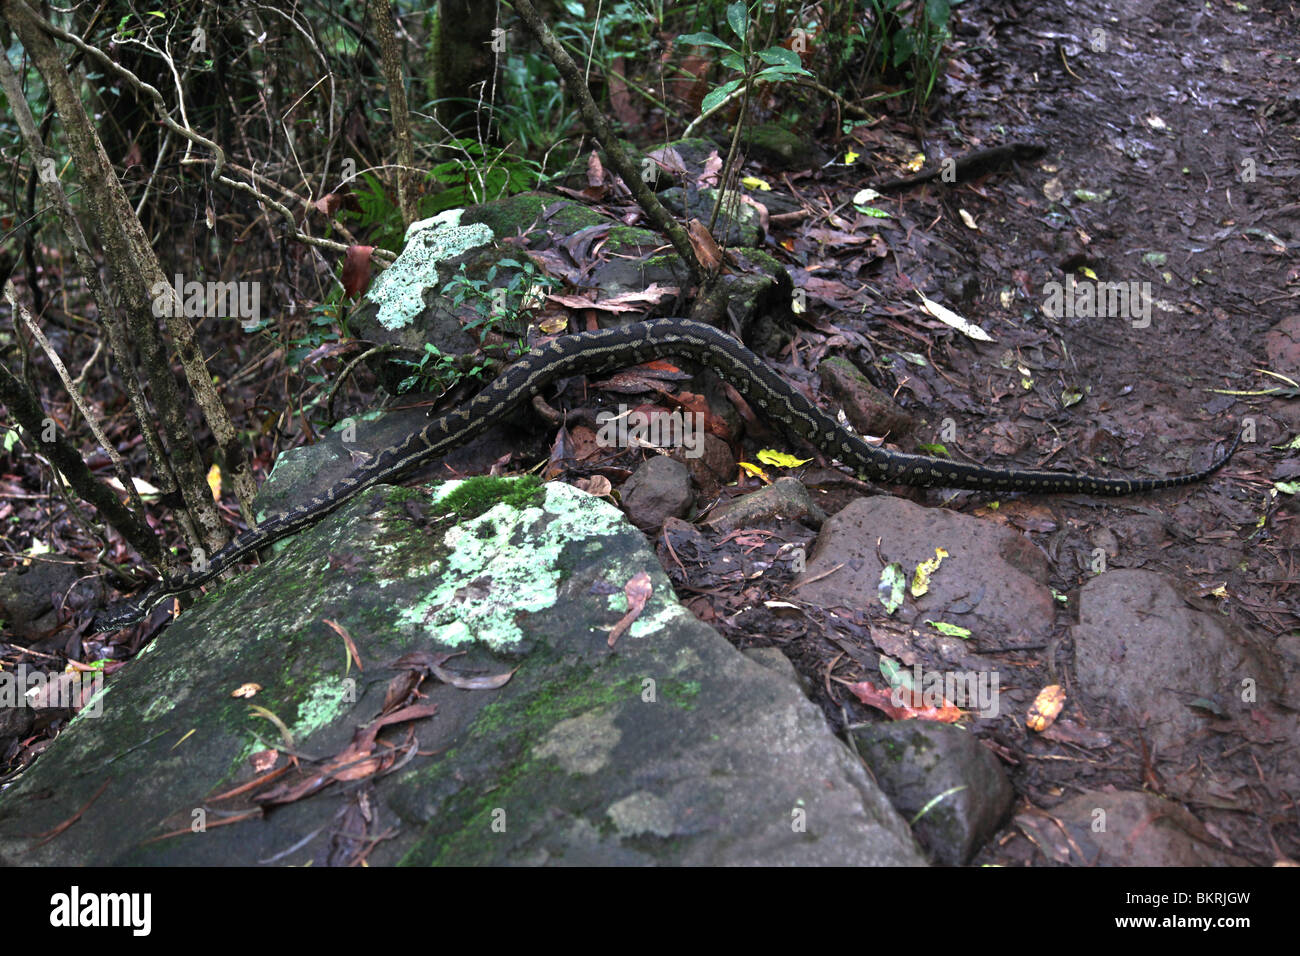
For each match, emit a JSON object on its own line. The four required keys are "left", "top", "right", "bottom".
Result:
{"left": 91, "top": 318, "right": 1239, "bottom": 631}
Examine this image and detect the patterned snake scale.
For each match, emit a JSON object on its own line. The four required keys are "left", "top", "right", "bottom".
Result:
{"left": 92, "top": 318, "right": 1240, "bottom": 631}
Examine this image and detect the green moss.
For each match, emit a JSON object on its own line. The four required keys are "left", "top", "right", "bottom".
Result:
{"left": 603, "top": 226, "right": 662, "bottom": 253}
{"left": 436, "top": 474, "right": 544, "bottom": 522}
{"left": 397, "top": 661, "right": 644, "bottom": 865}
{"left": 660, "top": 678, "right": 702, "bottom": 710}
{"left": 469, "top": 663, "right": 637, "bottom": 738}
{"left": 385, "top": 486, "right": 424, "bottom": 505}
{"left": 733, "top": 246, "right": 783, "bottom": 275}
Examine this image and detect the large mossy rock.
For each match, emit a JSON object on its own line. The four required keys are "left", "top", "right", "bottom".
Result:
{"left": 0, "top": 477, "right": 924, "bottom": 866}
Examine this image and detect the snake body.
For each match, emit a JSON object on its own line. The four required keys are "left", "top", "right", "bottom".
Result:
{"left": 92, "top": 318, "right": 1239, "bottom": 632}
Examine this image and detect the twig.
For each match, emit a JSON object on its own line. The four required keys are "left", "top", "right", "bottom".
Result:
{"left": 6, "top": 281, "right": 144, "bottom": 517}
{"left": 325, "top": 344, "right": 403, "bottom": 423}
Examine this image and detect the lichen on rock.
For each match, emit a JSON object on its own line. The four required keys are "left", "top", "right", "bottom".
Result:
{"left": 365, "top": 209, "right": 494, "bottom": 331}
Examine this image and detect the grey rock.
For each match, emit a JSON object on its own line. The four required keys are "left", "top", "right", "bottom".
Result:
{"left": 707, "top": 477, "right": 827, "bottom": 533}
{"left": 621, "top": 456, "right": 694, "bottom": 530}
{"left": 849, "top": 721, "right": 1014, "bottom": 864}
{"left": 0, "top": 478, "right": 925, "bottom": 866}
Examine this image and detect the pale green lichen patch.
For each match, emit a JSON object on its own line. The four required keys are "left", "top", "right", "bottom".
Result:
{"left": 365, "top": 210, "right": 493, "bottom": 331}
{"left": 624, "top": 598, "right": 695, "bottom": 641}
{"left": 395, "top": 480, "right": 629, "bottom": 652}
{"left": 531, "top": 706, "right": 621, "bottom": 775}
{"left": 291, "top": 678, "right": 354, "bottom": 738}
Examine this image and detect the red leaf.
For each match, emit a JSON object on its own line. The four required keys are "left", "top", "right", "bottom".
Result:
{"left": 342, "top": 245, "right": 375, "bottom": 300}
{"left": 607, "top": 571, "right": 653, "bottom": 647}
{"left": 844, "top": 679, "right": 963, "bottom": 722}
{"left": 314, "top": 193, "right": 344, "bottom": 216}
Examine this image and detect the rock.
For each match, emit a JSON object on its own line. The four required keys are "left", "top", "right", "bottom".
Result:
{"left": 620, "top": 456, "right": 694, "bottom": 529}
{"left": 1014, "top": 790, "right": 1249, "bottom": 865}
{"left": 706, "top": 477, "right": 827, "bottom": 533}
{"left": 1072, "top": 569, "right": 1280, "bottom": 753}
{"left": 817, "top": 355, "right": 918, "bottom": 440}
{"left": 0, "top": 700, "right": 36, "bottom": 757}
{"left": 0, "top": 561, "right": 81, "bottom": 643}
{"left": 0, "top": 478, "right": 926, "bottom": 866}
{"left": 747, "top": 122, "right": 827, "bottom": 168}
{"left": 794, "top": 496, "right": 1056, "bottom": 645}
{"left": 669, "top": 433, "right": 736, "bottom": 498}
{"left": 657, "top": 187, "right": 765, "bottom": 248}
{"left": 848, "top": 721, "right": 1015, "bottom": 864}
{"left": 743, "top": 646, "right": 810, "bottom": 695}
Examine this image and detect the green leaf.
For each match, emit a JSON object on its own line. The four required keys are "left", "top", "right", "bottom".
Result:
{"left": 701, "top": 78, "right": 743, "bottom": 114}
{"left": 879, "top": 656, "right": 910, "bottom": 690}
{"left": 756, "top": 47, "right": 801, "bottom": 69}
{"left": 925, "top": 0, "right": 952, "bottom": 26}
{"left": 721, "top": 51, "right": 746, "bottom": 72}
{"left": 926, "top": 620, "right": 972, "bottom": 639}
{"left": 892, "top": 31, "right": 915, "bottom": 66}
{"left": 877, "top": 562, "right": 906, "bottom": 614}
{"left": 677, "top": 31, "right": 736, "bottom": 53}
{"left": 726, "top": 2, "right": 749, "bottom": 43}
{"left": 756, "top": 63, "right": 812, "bottom": 80}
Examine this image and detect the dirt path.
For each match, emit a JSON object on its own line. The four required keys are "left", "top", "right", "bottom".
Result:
{"left": 726, "top": 0, "right": 1298, "bottom": 864}
{"left": 933, "top": 0, "right": 1297, "bottom": 863}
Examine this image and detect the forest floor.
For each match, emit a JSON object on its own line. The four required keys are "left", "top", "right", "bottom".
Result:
{"left": 744, "top": 0, "right": 1298, "bottom": 864}
{"left": 2, "top": 0, "right": 1296, "bottom": 864}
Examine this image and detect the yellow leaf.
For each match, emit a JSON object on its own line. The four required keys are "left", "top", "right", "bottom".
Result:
{"left": 1079, "top": 266, "right": 1098, "bottom": 280}
{"left": 910, "top": 547, "right": 949, "bottom": 597}
{"left": 1027, "top": 684, "right": 1066, "bottom": 732}
{"left": 741, "top": 175, "right": 771, "bottom": 191}
{"left": 843, "top": 150, "right": 860, "bottom": 165}
{"left": 905, "top": 153, "right": 926, "bottom": 172}
{"left": 207, "top": 464, "right": 222, "bottom": 501}
{"left": 738, "top": 461, "right": 771, "bottom": 482}
{"left": 756, "top": 448, "right": 813, "bottom": 468}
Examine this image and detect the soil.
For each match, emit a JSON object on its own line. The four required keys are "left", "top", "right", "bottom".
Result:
{"left": 670, "top": 0, "right": 1297, "bottom": 865}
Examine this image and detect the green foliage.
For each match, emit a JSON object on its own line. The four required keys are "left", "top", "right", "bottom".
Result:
{"left": 862, "top": 0, "right": 957, "bottom": 111}
{"left": 393, "top": 257, "right": 554, "bottom": 396}
{"left": 347, "top": 145, "right": 542, "bottom": 253}
{"left": 678, "top": 2, "right": 814, "bottom": 115}
{"left": 494, "top": 53, "right": 580, "bottom": 161}
{"left": 285, "top": 294, "right": 345, "bottom": 388}
{"left": 350, "top": 171, "right": 408, "bottom": 252}
{"left": 424, "top": 139, "right": 542, "bottom": 213}
{"left": 394, "top": 341, "right": 480, "bottom": 396}
{"left": 443, "top": 257, "right": 556, "bottom": 345}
